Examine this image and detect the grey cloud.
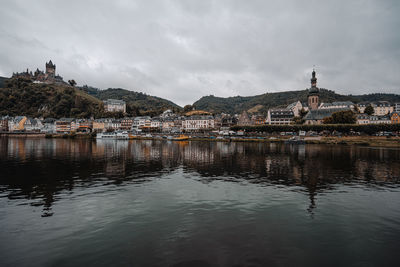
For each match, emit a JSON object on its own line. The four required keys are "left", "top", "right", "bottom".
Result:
{"left": 0, "top": 0, "right": 399, "bottom": 106}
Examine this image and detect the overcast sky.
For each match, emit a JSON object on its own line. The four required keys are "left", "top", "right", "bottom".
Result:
{"left": 0, "top": 0, "right": 399, "bottom": 106}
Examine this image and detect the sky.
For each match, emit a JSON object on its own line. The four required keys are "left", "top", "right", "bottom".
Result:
{"left": 0, "top": 0, "right": 399, "bottom": 106}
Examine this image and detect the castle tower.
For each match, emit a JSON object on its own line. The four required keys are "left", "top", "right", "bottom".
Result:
{"left": 308, "top": 69, "right": 319, "bottom": 110}
{"left": 45, "top": 60, "right": 56, "bottom": 78}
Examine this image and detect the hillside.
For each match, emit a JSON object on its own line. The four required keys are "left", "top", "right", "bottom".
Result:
{"left": 193, "top": 89, "right": 400, "bottom": 114}
{"left": 0, "top": 77, "right": 104, "bottom": 118}
{"left": 0, "top": 76, "right": 7, "bottom": 88}
{"left": 80, "top": 86, "right": 181, "bottom": 115}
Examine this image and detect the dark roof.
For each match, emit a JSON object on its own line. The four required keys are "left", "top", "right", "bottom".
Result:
{"left": 43, "top": 118, "right": 56, "bottom": 123}
{"left": 308, "top": 86, "right": 319, "bottom": 95}
{"left": 304, "top": 108, "right": 350, "bottom": 121}
{"left": 269, "top": 109, "right": 294, "bottom": 119}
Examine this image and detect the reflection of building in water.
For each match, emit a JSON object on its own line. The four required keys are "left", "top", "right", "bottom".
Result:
{"left": 2, "top": 139, "right": 400, "bottom": 218}
{"left": 182, "top": 143, "right": 215, "bottom": 165}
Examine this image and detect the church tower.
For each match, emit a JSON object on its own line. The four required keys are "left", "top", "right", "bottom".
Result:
{"left": 308, "top": 69, "right": 319, "bottom": 110}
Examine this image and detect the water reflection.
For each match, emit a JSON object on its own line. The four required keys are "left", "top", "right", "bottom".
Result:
{"left": 1, "top": 137, "right": 400, "bottom": 218}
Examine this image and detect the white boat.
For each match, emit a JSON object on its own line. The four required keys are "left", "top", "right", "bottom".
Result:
{"left": 96, "top": 131, "right": 129, "bottom": 140}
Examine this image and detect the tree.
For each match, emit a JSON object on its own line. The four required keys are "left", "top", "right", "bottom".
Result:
{"left": 293, "top": 116, "right": 304, "bottom": 124}
{"left": 364, "top": 105, "right": 374, "bottom": 115}
{"left": 323, "top": 116, "right": 334, "bottom": 124}
{"left": 68, "top": 79, "right": 77, "bottom": 87}
{"left": 323, "top": 110, "right": 356, "bottom": 124}
{"left": 183, "top": 105, "right": 193, "bottom": 112}
{"left": 299, "top": 108, "right": 308, "bottom": 118}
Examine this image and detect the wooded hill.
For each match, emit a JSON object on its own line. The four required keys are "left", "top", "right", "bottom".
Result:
{"left": 1, "top": 75, "right": 399, "bottom": 118}
{"left": 79, "top": 85, "right": 181, "bottom": 116}
{"left": 0, "top": 77, "right": 104, "bottom": 118}
{"left": 193, "top": 89, "right": 400, "bottom": 114}
{"left": 0, "top": 78, "right": 182, "bottom": 118}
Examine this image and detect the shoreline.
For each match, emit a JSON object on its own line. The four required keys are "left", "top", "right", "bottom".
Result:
{"left": 1, "top": 133, "right": 399, "bottom": 148}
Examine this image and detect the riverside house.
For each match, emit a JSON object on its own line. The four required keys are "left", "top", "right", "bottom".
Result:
{"left": 266, "top": 109, "right": 294, "bottom": 125}
{"left": 56, "top": 118, "right": 75, "bottom": 133}
{"left": 391, "top": 112, "right": 400, "bottom": 124}
{"left": 182, "top": 115, "right": 215, "bottom": 132}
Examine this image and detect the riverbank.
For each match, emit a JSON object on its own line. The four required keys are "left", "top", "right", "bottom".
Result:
{"left": 2, "top": 132, "right": 399, "bottom": 147}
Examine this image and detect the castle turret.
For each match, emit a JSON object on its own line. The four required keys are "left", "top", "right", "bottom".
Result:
{"left": 308, "top": 69, "right": 319, "bottom": 110}
{"left": 45, "top": 60, "right": 56, "bottom": 78}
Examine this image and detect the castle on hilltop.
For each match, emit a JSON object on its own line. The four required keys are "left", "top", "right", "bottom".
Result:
{"left": 12, "top": 60, "right": 65, "bottom": 84}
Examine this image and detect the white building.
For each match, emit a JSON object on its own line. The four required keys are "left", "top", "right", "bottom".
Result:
{"left": 395, "top": 103, "right": 400, "bottom": 113}
{"left": 132, "top": 116, "right": 151, "bottom": 129}
{"left": 358, "top": 101, "right": 393, "bottom": 116}
{"left": 266, "top": 109, "right": 294, "bottom": 125}
{"left": 286, "top": 101, "right": 304, "bottom": 117}
{"left": 182, "top": 115, "right": 215, "bottom": 131}
{"left": 356, "top": 114, "right": 391, "bottom": 124}
{"left": 42, "top": 118, "right": 56, "bottom": 133}
{"left": 150, "top": 119, "right": 161, "bottom": 129}
{"left": 8, "top": 116, "right": 26, "bottom": 132}
{"left": 162, "top": 120, "right": 175, "bottom": 132}
{"left": 160, "top": 109, "right": 175, "bottom": 118}
{"left": 103, "top": 99, "right": 126, "bottom": 113}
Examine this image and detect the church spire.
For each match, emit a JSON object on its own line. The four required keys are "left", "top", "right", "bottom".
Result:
{"left": 308, "top": 68, "right": 320, "bottom": 110}
{"left": 311, "top": 68, "right": 317, "bottom": 88}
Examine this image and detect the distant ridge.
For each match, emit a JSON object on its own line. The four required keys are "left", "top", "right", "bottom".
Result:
{"left": 80, "top": 86, "right": 181, "bottom": 115}
{"left": 193, "top": 89, "right": 400, "bottom": 114}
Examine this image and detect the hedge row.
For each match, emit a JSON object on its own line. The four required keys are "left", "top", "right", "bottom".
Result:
{"left": 231, "top": 124, "right": 400, "bottom": 135}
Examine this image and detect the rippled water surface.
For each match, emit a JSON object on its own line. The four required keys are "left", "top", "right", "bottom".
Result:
{"left": 1, "top": 137, "right": 400, "bottom": 267}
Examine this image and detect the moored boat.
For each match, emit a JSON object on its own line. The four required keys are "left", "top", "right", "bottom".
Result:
{"left": 96, "top": 131, "right": 129, "bottom": 140}
{"left": 172, "top": 134, "right": 189, "bottom": 141}
{"left": 284, "top": 136, "right": 305, "bottom": 144}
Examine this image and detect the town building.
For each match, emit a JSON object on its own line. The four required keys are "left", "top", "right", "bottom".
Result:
{"left": 121, "top": 117, "right": 134, "bottom": 130}
{"left": 266, "top": 109, "right": 294, "bottom": 125}
{"left": 220, "top": 114, "right": 237, "bottom": 128}
{"left": 251, "top": 115, "right": 266, "bottom": 125}
{"left": 356, "top": 114, "right": 370, "bottom": 124}
{"left": 103, "top": 99, "right": 126, "bottom": 113}
{"left": 8, "top": 116, "right": 27, "bottom": 132}
{"left": 391, "top": 112, "right": 400, "bottom": 124}
{"left": 93, "top": 119, "right": 106, "bottom": 132}
{"left": 358, "top": 101, "right": 393, "bottom": 116}
{"left": 42, "top": 118, "right": 56, "bottom": 133}
{"left": 110, "top": 119, "right": 121, "bottom": 130}
{"left": 237, "top": 111, "right": 251, "bottom": 126}
{"left": 395, "top": 103, "right": 400, "bottom": 113}
{"left": 356, "top": 114, "right": 391, "bottom": 124}
{"left": 286, "top": 101, "right": 304, "bottom": 117}
{"left": 56, "top": 118, "right": 75, "bottom": 133}
{"left": 150, "top": 118, "right": 162, "bottom": 129}
{"left": 182, "top": 115, "right": 215, "bottom": 131}
{"left": 160, "top": 109, "right": 175, "bottom": 119}
{"left": 162, "top": 119, "right": 175, "bottom": 132}
{"left": 24, "top": 118, "right": 42, "bottom": 132}
{"left": 132, "top": 116, "right": 151, "bottom": 130}
{"left": 303, "top": 108, "right": 350, "bottom": 125}
{"left": 77, "top": 120, "right": 93, "bottom": 132}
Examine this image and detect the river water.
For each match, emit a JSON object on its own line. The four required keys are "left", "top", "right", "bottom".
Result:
{"left": 0, "top": 137, "right": 399, "bottom": 267}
